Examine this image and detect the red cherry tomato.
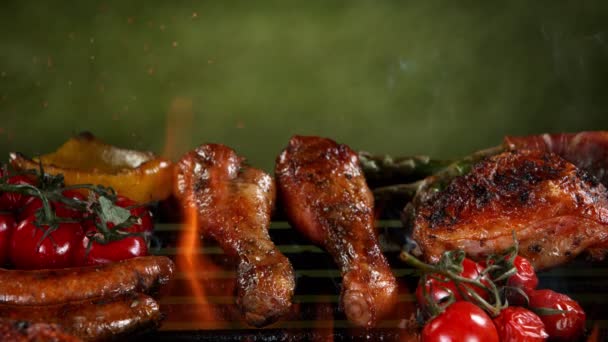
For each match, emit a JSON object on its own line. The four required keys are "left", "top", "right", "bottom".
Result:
{"left": 9, "top": 217, "right": 83, "bottom": 269}
{"left": 493, "top": 255, "right": 539, "bottom": 306}
{"left": 493, "top": 306, "right": 548, "bottom": 342}
{"left": 416, "top": 258, "right": 489, "bottom": 310}
{"left": 20, "top": 190, "right": 87, "bottom": 221}
{"left": 0, "top": 213, "right": 15, "bottom": 266}
{"left": 508, "top": 256, "right": 538, "bottom": 291}
{"left": 73, "top": 230, "right": 148, "bottom": 266}
{"left": 422, "top": 301, "right": 499, "bottom": 342}
{"left": 112, "top": 196, "right": 153, "bottom": 233}
{"left": 0, "top": 175, "right": 36, "bottom": 211}
{"left": 528, "top": 289, "right": 586, "bottom": 341}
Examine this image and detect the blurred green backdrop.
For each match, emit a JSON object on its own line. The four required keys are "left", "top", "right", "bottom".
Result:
{"left": 1, "top": 1, "right": 607, "bottom": 171}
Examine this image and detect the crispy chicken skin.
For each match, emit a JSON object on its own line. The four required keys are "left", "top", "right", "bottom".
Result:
{"left": 505, "top": 131, "right": 608, "bottom": 186}
{"left": 412, "top": 150, "right": 608, "bottom": 270}
{"left": 275, "top": 136, "right": 398, "bottom": 327}
{"left": 174, "top": 144, "right": 295, "bottom": 327}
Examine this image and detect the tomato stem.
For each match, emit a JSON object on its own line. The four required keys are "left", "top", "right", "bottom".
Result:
{"left": 400, "top": 250, "right": 506, "bottom": 317}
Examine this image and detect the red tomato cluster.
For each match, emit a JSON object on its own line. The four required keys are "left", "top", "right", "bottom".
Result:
{"left": 417, "top": 255, "right": 586, "bottom": 342}
{"left": 0, "top": 174, "right": 153, "bottom": 269}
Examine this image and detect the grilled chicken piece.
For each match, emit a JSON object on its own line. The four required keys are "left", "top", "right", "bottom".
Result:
{"left": 276, "top": 136, "right": 398, "bottom": 327}
{"left": 174, "top": 144, "right": 295, "bottom": 327}
{"left": 412, "top": 149, "right": 608, "bottom": 270}
{"left": 505, "top": 131, "right": 608, "bottom": 186}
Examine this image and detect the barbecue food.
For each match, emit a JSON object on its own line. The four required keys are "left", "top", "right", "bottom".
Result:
{"left": 0, "top": 256, "right": 174, "bottom": 306}
{"left": 505, "top": 131, "right": 608, "bottom": 187}
{"left": 411, "top": 149, "right": 608, "bottom": 270}
{"left": 275, "top": 136, "right": 398, "bottom": 327}
{"left": 0, "top": 319, "right": 81, "bottom": 342}
{"left": 0, "top": 293, "right": 161, "bottom": 341}
{"left": 10, "top": 132, "right": 174, "bottom": 203}
{"left": 174, "top": 144, "right": 295, "bottom": 327}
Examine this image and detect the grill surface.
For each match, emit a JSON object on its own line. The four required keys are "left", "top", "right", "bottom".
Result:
{"left": 136, "top": 220, "right": 608, "bottom": 341}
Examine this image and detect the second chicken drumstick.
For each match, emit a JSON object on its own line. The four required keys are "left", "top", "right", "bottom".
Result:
{"left": 275, "top": 135, "right": 398, "bottom": 327}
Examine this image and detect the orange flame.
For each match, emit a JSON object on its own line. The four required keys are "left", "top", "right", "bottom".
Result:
{"left": 169, "top": 206, "right": 233, "bottom": 330}
{"left": 160, "top": 97, "right": 236, "bottom": 330}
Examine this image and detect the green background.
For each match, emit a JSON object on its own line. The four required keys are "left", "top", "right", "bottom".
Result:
{"left": 1, "top": 1, "right": 607, "bottom": 171}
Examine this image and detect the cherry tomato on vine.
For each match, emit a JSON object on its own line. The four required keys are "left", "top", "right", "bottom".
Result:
{"left": 504, "top": 255, "right": 539, "bottom": 305}
{"left": 0, "top": 175, "right": 36, "bottom": 211}
{"left": 20, "top": 189, "right": 87, "bottom": 221}
{"left": 9, "top": 216, "right": 83, "bottom": 269}
{"left": 422, "top": 301, "right": 499, "bottom": 342}
{"left": 112, "top": 196, "right": 153, "bottom": 233}
{"left": 528, "top": 289, "right": 586, "bottom": 341}
{"left": 416, "top": 258, "right": 490, "bottom": 310}
{"left": 0, "top": 213, "right": 15, "bottom": 266}
{"left": 493, "top": 306, "right": 548, "bottom": 342}
{"left": 507, "top": 256, "right": 538, "bottom": 291}
{"left": 73, "top": 227, "right": 148, "bottom": 266}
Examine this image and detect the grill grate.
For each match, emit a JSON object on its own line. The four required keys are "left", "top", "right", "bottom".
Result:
{"left": 137, "top": 221, "right": 608, "bottom": 341}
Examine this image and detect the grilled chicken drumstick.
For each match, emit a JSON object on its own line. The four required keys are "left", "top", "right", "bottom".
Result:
{"left": 276, "top": 136, "right": 398, "bottom": 327}
{"left": 174, "top": 144, "right": 295, "bottom": 327}
{"left": 410, "top": 149, "right": 608, "bottom": 270}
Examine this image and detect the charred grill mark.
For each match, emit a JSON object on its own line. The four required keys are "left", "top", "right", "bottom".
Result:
{"left": 528, "top": 243, "right": 543, "bottom": 254}
{"left": 577, "top": 168, "right": 600, "bottom": 188}
{"left": 519, "top": 190, "right": 530, "bottom": 204}
{"left": 473, "top": 184, "right": 492, "bottom": 208}
{"left": 428, "top": 208, "right": 447, "bottom": 228}
{"left": 522, "top": 160, "right": 541, "bottom": 183}
{"left": 194, "top": 178, "right": 207, "bottom": 193}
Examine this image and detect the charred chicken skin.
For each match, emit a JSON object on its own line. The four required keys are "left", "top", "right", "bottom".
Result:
{"left": 276, "top": 136, "right": 398, "bottom": 327}
{"left": 174, "top": 144, "right": 295, "bottom": 327}
{"left": 505, "top": 131, "right": 608, "bottom": 186}
{"left": 412, "top": 149, "right": 608, "bottom": 270}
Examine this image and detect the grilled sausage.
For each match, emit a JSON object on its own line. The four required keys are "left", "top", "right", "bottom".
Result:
{"left": 0, "top": 293, "right": 161, "bottom": 341}
{"left": 0, "top": 256, "right": 174, "bottom": 306}
{"left": 0, "top": 319, "right": 81, "bottom": 342}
